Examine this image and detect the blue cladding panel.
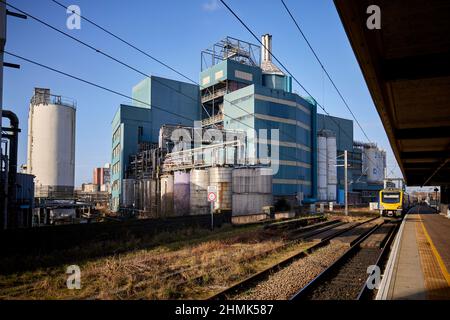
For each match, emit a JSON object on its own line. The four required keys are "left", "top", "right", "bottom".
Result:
{"left": 110, "top": 104, "right": 152, "bottom": 211}
{"left": 316, "top": 113, "right": 353, "bottom": 151}
{"left": 274, "top": 166, "right": 312, "bottom": 181}
{"left": 273, "top": 183, "right": 312, "bottom": 197}
{"left": 150, "top": 76, "right": 200, "bottom": 141}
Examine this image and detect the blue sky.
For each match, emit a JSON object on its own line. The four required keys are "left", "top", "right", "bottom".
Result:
{"left": 4, "top": 0, "right": 401, "bottom": 186}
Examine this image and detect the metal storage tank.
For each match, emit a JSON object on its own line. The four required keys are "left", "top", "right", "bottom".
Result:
{"left": 150, "top": 179, "right": 159, "bottom": 218}
{"left": 27, "top": 88, "right": 76, "bottom": 199}
{"left": 174, "top": 171, "right": 190, "bottom": 216}
{"left": 326, "top": 135, "right": 337, "bottom": 201}
{"left": 160, "top": 174, "right": 174, "bottom": 216}
{"left": 209, "top": 167, "right": 232, "bottom": 212}
{"left": 365, "top": 146, "right": 386, "bottom": 183}
{"left": 141, "top": 179, "right": 152, "bottom": 214}
{"left": 232, "top": 167, "right": 273, "bottom": 216}
{"left": 317, "top": 135, "right": 328, "bottom": 201}
{"left": 122, "top": 179, "right": 135, "bottom": 208}
{"left": 190, "top": 169, "right": 209, "bottom": 215}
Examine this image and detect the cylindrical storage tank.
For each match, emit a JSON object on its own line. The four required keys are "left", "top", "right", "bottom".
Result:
{"left": 160, "top": 174, "right": 174, "bottom": 217}
{"left": 317, "top": 135, "right": 328, "bottom": 201}
{"left": 232, "top": 167, "right": 273, "bottom": 216}
{"left": 209, "top": 167, "right": 232, "bottom": 212}
{"left": 27, "top": 88, "right": 76, "bottom": 199}
{"left": 326, "top": 136, "right": 337, "bottom": 185}
{"left": 122, "top": 179, "right": 135, "bottom": 208}
{"left": 232, "top": 194, "right": 273, "bottom": 216}
{"left": 190, "top": 169, "right": 210, "bottom": 215}
{"left": 232, "top": 167, "right": 272, "bottom": 194}
{"left": 142, "top": 179, "right": 151, "bottom": 214}
{"left": 174, "top": 171, "right": 190, "bottom": 216}
{"left": 327, "top": 184, "right": 337, "bottom": 202}
{"left": 365, "top": 147, "right": 385, "bottom": 183}
{"left": 326, "top": 135, "right": 337, "bottom": 201}
{"left": 150, "top": 179, "right": 158, "bottom": 218}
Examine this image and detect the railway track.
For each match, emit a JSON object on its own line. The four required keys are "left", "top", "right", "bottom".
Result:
{"left": 208, "top": 216, "right": 380, "bottom": 300}
{"left": 85, "top": 216, "right": 332, "bottom": 299}
{"left": 290, "top": 222, "right": 398, "bottom": 300}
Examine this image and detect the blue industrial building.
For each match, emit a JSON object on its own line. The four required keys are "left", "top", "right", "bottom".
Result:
{"left": 112, "top": 36, "right": 387, "bottom": 214}
{"left": 199, "top": 36, "right": 317, "bottom": 204}
{"left": 110, "top": 76, "right": 200, "bottom": 212}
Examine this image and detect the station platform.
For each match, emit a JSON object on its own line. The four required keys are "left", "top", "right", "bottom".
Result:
{"left": 377, "top": 206, "right": 450, "bottom": 300}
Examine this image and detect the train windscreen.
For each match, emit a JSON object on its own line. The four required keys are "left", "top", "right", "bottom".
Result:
{"left": 382, "top": 192, "right": 401, "bottom": 204}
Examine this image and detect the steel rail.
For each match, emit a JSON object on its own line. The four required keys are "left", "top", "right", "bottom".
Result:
{"left": 290, "top": 222, "right": 395, "bottom": 300}
{"left": 357, "top": 223, "right": 399, "bottom": 300}
{"left": 208, "top": 216, "right": 379, "bottom": 300}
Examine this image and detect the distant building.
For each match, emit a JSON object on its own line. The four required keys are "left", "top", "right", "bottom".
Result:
{"left": 93, "top": 164, "right": 110, "bottom": 192}
{"left": 82, "top": 183, "right": 99, "bottom": 193}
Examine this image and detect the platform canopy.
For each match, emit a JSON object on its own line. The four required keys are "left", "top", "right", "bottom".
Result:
{"left": 334, "top": 0, "right": 450, "bottom": 186}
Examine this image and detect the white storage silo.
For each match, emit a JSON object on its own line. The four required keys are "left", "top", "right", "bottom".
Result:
{"left": 326, "top": 135, "right": 337, "bottom": 201}
{"left": 190, "top": 169, "right": 209, "bottom": 215}
{"left": 122, "top": 179, "right": 135, "bottom": 208}
{"left": 209, "top": 167, "right": 232, "bottom": 212}
{"left": 160, "top": 174, "right": 174, "bottom": 216}
{"left": 364, "top": 145, "right": 386, "bottom": 183}
{"left": 317, "top": 135, "right": 328, "bottom": 201}
{"left": 232, "top": 167, "right": 273, "bottom": 215}
{"left": 26, "top": 88, "right": 76, "bottom": 199}
{"left": 174, "top": 171, "right": 190, "bottom": 216}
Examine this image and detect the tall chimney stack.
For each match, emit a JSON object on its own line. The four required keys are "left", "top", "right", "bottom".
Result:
{"left": 261, "top": 34, "right": 272, "bottom": 62}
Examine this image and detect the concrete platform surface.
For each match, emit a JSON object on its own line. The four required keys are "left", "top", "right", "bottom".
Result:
{"left": 386, "top": 206, "right": 450, "bottom": 300}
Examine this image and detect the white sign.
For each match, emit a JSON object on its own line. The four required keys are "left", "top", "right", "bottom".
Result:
{"left": 207, "top": 186, "right": 217, "bottom": 202}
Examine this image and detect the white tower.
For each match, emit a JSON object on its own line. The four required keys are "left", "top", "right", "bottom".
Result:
{"left": 27, "top": 88, "right": 76, "bottom": 199}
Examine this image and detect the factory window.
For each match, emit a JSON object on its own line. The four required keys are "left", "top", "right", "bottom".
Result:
{"left": 113, "top": 145, "right": 121, "bottom": 159}
{"left": 113, "top": 127, "right": 121, "bottom": 142}
{"left": 235, "top": 70, "right": 253, "bottom": 82}
{"left": 112, "top": 162, "right": 120, "bottom": 175}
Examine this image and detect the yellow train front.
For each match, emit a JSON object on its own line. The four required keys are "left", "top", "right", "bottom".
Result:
{"left": 379, "top": 189, "right": 409, "bottom": 219}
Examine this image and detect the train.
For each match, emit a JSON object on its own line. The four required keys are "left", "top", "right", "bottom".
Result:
{"left": 379, "top": 188, "right": 410, "bottom": 220}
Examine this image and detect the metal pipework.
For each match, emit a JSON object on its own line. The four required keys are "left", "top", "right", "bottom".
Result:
{"left": 2, "top": 110, "right": 20, "bottom": 229}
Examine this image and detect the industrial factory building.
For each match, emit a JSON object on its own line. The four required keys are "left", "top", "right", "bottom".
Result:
{"left": 199, "top": 36, "right": 317, "bottom": 204}
{"left": 110, "top": 35, "right": 387, "bottom": 217}
{"left": 111, "top": 76, "right": 200, "bottom": 212}
{"left": 111, "top": 35, "right": 317, "bottom": 216}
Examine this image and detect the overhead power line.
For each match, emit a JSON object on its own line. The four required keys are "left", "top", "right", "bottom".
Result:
{"left": 51, "top": 0, "right": 198, "bottom": 85}
{"left": 2, "top": 50, "right": 194, "bottom": 123}
{"left": 280, "top": 0, "right": 371, "bottom": 143}
{"left": 3, "top": 50, "right": 311, "bottom": 167}
{"left": 218, "top": 0, "right": 387, "bottom": 170}
{"left": 39, "top": 0, "right": 321, "bottom": 165}
{"left": 6, "top": 0, "right": 360, "bottom": 174}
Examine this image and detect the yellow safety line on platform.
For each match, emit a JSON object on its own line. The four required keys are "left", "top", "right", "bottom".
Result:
{"left": 420, "top": 216, "right": 450, "bottom": 286}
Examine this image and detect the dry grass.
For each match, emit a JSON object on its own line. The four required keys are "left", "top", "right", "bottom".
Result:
{"left": 0, "top": 221, "right": 318, "bottom": 300}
